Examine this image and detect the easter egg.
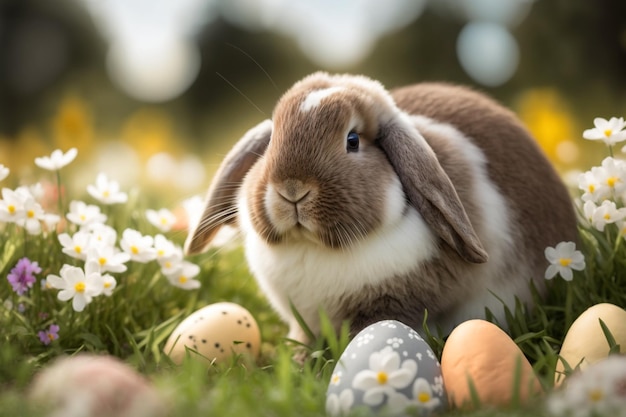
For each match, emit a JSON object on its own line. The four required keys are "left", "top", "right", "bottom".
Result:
{"left": 555, "top": 303, "right": 626, "bottom": 384}
{"left": 440, "top": 319, "right": 542, "bottom": 409}
{"left": 326, "top": 320, "right": 447, "bottom": 417}
{"left": 164, "top": 302, "right": 261, "bottom": 364}
{"left": 29, "top": 354, "right": 165, "bottom": 417}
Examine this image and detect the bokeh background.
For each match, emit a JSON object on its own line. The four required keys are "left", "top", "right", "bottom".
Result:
{"left": 1, "top": 0, "right": 625, "bottom": 205}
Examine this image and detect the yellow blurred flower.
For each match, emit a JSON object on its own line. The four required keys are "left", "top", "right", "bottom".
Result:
{"left": 52, "top": 96, "right": 94, "bottom": 153}
{"left": 122, "top": 109, "right": 175, "bottom": 159}
{"left": 516, "top": 88, "right": 580, "bottom": 167}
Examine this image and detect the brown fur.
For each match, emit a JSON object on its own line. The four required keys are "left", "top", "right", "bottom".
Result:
{"left": 185, "top": 73, "right": 578, "bottom": 340}
{"left": 392, "top": 83, "right": 578, "bottom": 286}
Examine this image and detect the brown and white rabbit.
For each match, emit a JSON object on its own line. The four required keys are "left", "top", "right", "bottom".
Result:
{"left": 185, "top": 72, "right": 577, "bottom": 344}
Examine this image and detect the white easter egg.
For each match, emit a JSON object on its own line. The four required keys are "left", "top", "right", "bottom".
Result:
{"left": 164, "top": 302, "right": 261, "bottom": 364}
{"left": 556, "top": 303, "right": 626, "bottom": 384}
{"left": 326, "top": 320, "right": 447, "bottom": 417}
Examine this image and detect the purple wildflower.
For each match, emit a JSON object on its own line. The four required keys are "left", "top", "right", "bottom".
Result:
{"left": 7, "top": 257, "right": 42, "bottom": 296}
{"left": 38, "top": 324, "right": 59, "bottom": 345}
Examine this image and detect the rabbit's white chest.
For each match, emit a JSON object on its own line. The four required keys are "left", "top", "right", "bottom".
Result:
{"left": 238, "top": 189, "right": 436, "bottom": 334}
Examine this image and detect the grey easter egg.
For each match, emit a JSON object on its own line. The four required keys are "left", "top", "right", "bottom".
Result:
{"left": 326, "top": 320, "right": 447, "bottom": 416}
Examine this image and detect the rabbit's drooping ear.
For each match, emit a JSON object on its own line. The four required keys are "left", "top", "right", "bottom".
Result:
{"left": 377, "top": 115, "right": 488, "bottom": 264}
{"left": 184, "top": 119, "right": 273, "bottom": 255}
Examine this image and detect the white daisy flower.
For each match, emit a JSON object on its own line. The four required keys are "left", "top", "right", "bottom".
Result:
{"left": 86, "top": 223, "right": 118, "bottom": 247}
{"left": 100, "top": 274, "right": 117, "bottom": 297}
{"left": 34, "top": 148, "right": 78, "bottom": 171}
{"left": 87, "top": 173, "right": 128, "bottom": 205}
{"left": 0, "top": 164, "right": 9, "bottom": 182}
{"left": 66, "top": 200, "right": 107, "bottom": 227}
{"left": 146, "top": 208, "right": 177, "bottom": 232}
{"left": 0, "top": 188, "right": 26, "bottom": 223}
{"left": 579, "top": 157, "right": 626, "bottom": 203}
{"left": 163, "top": 261, "right": 201, "bottom": 290}
{"left": 583, "top": 117, "right": 626, "bottom": 146}
{"left": 547, "top": 356, "right": 626, "bottom": 417}
{"left": 46, "top": 262, "right": 103, "bottom": 312}
{"left": 545, "top": 241, "right": 585, "bottom": 281}
{"left": 120, "top": 229, "right": 157, "bottom": 263}
{"left": 86, "top": 246, "right": 130, "bottom": 274}
{"left": 591, "top": 200, "right": 626, "bottom": 232}
{"left": 352, "top": 346, "right": 418, "bottom": 406}
{"left": 58, "top": 231, "right": 91, "bottom": 261}
{"left": 154, "top": 234, "right": 182, "bottom": 260}
{"left": 18, "top": 196, "right": 44, "bottom": 235}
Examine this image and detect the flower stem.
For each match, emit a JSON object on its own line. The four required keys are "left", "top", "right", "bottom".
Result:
{"left": 23, "top": 227, "right": 27, "bottom": 258}
{"left": 56, "top": 170, "right": 64, "bottom": 217}
{"left": 564, "top": 282, "right": 573, "bottom": 329}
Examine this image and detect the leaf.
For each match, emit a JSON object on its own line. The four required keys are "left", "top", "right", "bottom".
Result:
{"left": 466, "top": 375, "right": 482, "bottom": 409}
{"left": 513, "top": 330, "right": 546, "bottom": 345}
{"left": 289, "top": 300, "right": 316, "bottom": 347}
{"left": 0, "top": 241, "right": 17, "bottom": 275}
{"left": 598, "top": 318, "right": 621, "bottom": 354}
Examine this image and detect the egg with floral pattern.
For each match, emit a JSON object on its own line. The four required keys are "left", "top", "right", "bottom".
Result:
{"left": 326, "top": 320, "right": 447, "bottom": 416}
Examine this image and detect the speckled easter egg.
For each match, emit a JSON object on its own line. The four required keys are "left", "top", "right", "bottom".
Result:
{"left": 164, "top": 302, "right": 261, "bottom": 364}
{"left": 440, "top": 319, "right": 542, "bottom": 409}
{"left": 326, "top": 320, "right": 447, "bottom": 417}
{"left": 555, "top": 303, "right": 626, "bottom": 384}
{"left": 29, "top": 354, "right": 166, "bottom": 417}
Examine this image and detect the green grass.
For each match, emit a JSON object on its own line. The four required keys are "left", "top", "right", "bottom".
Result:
{"left": 1, "top": 157, "right": 625, "bottom": 417}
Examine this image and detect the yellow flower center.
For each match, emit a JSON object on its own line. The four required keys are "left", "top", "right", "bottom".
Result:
{"left": 102, "top": 190, "right": 110, "bottom": 198}
{"left": 8, "top": 205, "right": 15, "bottom": 214}
{"left": 27, "top": 210, "right": 35, "bottom": 218}
{"left": 104, "top": 281, "right": 112, "bottom": 289}
{"left": 157, "top": 249, "right": 165, "bottom": 256}
{"left": 604, "top": 213, "right": 612, "bottom": 220}
{"left": 99, "top": 257, "right": 107, "bottom": 265}
{"left": 559, "top": 258, "right": 572, "bottom": 267}
{"left": 79, "top": 214, "right": 86, "bottom": 221}
{"left": 588, "top": 184, "right": 595, "bottom": 193}
{"left": 178, "top": 276, "right": 188, "bottom": 284}
{"left": 607, "top": 176, "right": 618, "bottom": 187}
{"left": 605, "top": 129, "right": 613, "bottom": 137}
{"left": 589, "top": 389, "right": 604, "bottom": 402}
{"left": 74, "top": 282, "right": 86, "bottom": 293}
{"left": 47, "top": 333, "right": 55, "bottom": 341}
{"left": 131, "top": 246, "right": 139, "bottom": 255}
{"left": 331, "top": 375, "right": 340, "bottom": 385}
{"left": 418, "top": 392, "right": 431, "bottom": 403}
{"left": 377, "top": 371, "right": 388, "bottom": 385}
{"left": 160, "top": 217, "right": 168, "bottom": 225}
{"left": 74, "top": 246, "right": 82, "bottom": 254}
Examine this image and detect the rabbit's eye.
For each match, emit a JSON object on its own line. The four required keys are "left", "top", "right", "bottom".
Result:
{"left": 346, "top": 131, "right": 359, "bottom": 153}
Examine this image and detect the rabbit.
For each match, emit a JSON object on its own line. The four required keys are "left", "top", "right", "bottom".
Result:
{"left": 184, "top": 72, "right": 577, "bottom": 345}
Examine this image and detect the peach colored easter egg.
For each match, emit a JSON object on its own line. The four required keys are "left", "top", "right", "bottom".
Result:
{"left": 555, "top": 303, "right": 626, "bottom": 385}
{"left": 30, "top": 354, "right": 166, "bottom": 417}
{"left": 441, "top": 319, "right": 542, "bottom": 409}
{"left": 164, "top": 302, "right": 261, "bottom": 365}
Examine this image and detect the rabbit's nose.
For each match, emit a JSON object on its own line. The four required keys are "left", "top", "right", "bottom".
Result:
{"left": 275, "top": 179, "right": 312, "bottom": 204}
